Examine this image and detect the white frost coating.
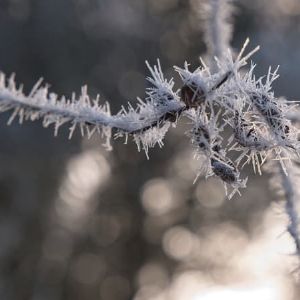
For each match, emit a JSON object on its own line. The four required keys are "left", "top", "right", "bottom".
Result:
{"left": 0, "top": 78, "right": 113, "bottom": 149}
{"left": 133, "top": 122, "right": 171, "bottom": 159}
{"left": 175, "top": 39, "right": 260, "bottom": 106}
{"left": 145, "top": 59, "right": 180, "bottom": 103}
{"left": 0, "top": 60, "right": 184, "bottom": 154}
{"left": 175, "top": 62, "right": 208, "bottom": 95}
{"left": 280, "top": 163, "right": 300, "bottom": 257}
{"left": 0, "top": 37, "right": 299, "bottom": 197}
{"left": 186, "top": 108, "right": 247, "bottom": 199}
{"left": 268, "top": 158, "right": 300, "bottom": 257}
{"left": 200, "top": 0, "right": 234, "bottom": 72}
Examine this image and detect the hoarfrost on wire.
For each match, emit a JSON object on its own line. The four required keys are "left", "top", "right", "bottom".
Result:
{"left": 0, "top": 38, "right": 299, "bottom": 199}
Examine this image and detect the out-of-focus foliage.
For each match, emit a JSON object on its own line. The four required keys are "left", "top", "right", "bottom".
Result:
{"left": 0, "top": 0, "right": 300, "bottom": 299}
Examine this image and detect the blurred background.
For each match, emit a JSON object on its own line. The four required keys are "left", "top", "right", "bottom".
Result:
{"left": 0, "top": 0, "right": 300, "bottom": 299}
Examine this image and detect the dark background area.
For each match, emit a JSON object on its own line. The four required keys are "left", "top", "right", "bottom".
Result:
{"left": 0, "top": 0, "right": 299, "bottom": 299}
